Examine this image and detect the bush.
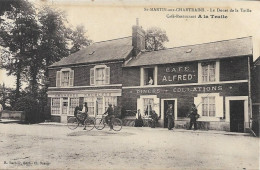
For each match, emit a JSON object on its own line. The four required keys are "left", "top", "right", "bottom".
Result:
{"left": 14, "top": 96, "right": 44, "bottom": 123}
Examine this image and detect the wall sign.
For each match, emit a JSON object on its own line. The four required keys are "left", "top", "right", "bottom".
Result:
{"left": 134, "top": 85, "right": 223, "bottom": 94}
{"left": 158, "top": 63, "right": 198, "bottom": 84}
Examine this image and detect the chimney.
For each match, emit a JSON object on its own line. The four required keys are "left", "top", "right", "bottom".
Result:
{"left": 132, "top": 18, "right": 145, "bottom": 56}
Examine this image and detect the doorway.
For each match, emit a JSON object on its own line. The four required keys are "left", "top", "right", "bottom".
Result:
{"left": 96, "top": 97, "right": 103, "bottom": 115}
{"left": 163, "top": 100, "right": 175, "bottom": 128}
{"left": 230, "top": 100, "right": 244, "bottom": 132}
{"left": 61, "top": 97, "right": 68, "bottom": 123}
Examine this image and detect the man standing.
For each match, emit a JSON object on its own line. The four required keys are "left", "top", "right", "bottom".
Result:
{"left": 188, "top": 104, "right": 199, "bottom": 130}
{"left": 104, "top": 104, "right": 114, "bottom": 131}
{"left": 166, "top": 104, "right": 174, "bottom": 130}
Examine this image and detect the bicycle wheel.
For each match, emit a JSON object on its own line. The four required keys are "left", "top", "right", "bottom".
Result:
{"left": 84, "top": 117, "right": 95, "bottom": 131}
{"left": 94, "top": 118, "right": 105, "bottom": 130}
{"left": 67, "top": 117, "right": 79, "bottom": 130}
{"left": 112, "top": 118, "right": 122, "bottom": 131}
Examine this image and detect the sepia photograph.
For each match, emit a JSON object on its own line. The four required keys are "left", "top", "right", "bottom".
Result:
{"left": 0, "top": 0, "right": 259, "bottom": 169}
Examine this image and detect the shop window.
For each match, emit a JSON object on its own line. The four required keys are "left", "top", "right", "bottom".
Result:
{"left": 198, "top": 61, "right": 219, "bottom": 83}
{"left": 90, "top": 65, "right": 110, "bottom": 86}
{"left": 104, "top": 96, "right": 117, "bottom": 112}
{"left": 194, "top": 93, "right": 223, "bottom": 120}
{"left": 56, "top": 68, "right": 74, "bottom": 87}
{"left": 69, "top": 98, "right": 79, "bottom": 115}
{"left": 143, "top": 98, "right": 154, "bottom": 116}
{"left": 141, "top": 66, "right": 157, "bottom": 86}
{"left": 84, "top": 97, "right": 95, "bottom": 116}
{"left": 202, "top": 97, "right": 216, "bottom": 117}
{"left": 51, "top": 98, "right": 60, "bottom": 115}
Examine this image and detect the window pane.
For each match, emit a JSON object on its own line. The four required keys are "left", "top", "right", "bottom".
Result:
{"left": 51, "top": 98, "right": 60, "bottom": 115}
{"left": 61, "top": 71, "right": 70, "bottom": 87}
{"left": 84, "top": 97, "right": 95, "bottom": 115}
{"left": 69, "top": 98, "right": 79, "bottom": 115}
{"left": 143, "top": 98, "right": 154, "bottom": 116}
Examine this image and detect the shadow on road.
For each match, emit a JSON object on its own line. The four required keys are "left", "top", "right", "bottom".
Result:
{"left": 67, "top": 130, "right": 135, "bottom": 137}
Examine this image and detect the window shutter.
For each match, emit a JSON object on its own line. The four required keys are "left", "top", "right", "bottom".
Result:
{"left": 56, "top": 71, "right": 61, "bottom": 87}
{"left": 215, "top": 96, "right": 224, "bottom": 117}
{"left": 194, "top": 96, "right": 202, "bottom": 116}
{"left": 137, "top": 98, "right": 143, "bottom": 116}
{"left": 69, "top": 70, "right": 74, "bottom": 86}
{"left": 153, "top": 97, "right": 160, "bottom": 118}
{"left": 198, "top": 63, "right": 202, "bottom": 83}
{"left": 90, "top": 68, "right": 95, "bottom": 85}
{"left": 105, "top": 67, "right": 110, "bottom": 84}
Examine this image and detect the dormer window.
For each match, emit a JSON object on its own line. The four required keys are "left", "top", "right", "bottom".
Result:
{"left": 56, "top": 68, "right": 74, "bottom": 87}
{"left": 90, "top": 65, "right": 110, "bottom": 86}
{"left": 140, "top": 66, "right": 158, "bottom": 86}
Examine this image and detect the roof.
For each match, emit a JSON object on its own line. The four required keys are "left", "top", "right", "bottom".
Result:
{"left": 125, "top": 37, "right": 253, "bottom": 67}
{"left": 50, "top": 37, "right": 133, "bottom": 67}
{"left": 254, "top": 56, "right": 260, "bottom": 66}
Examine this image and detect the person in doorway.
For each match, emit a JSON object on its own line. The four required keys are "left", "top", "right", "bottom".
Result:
{"left": 150, "top": 110, "right": 158, "bottom": 128}
{"left": 188, "top": 104, "right": 199, "bottom": 130}
{"left": 135, "top": 109, "right": 144, "bottom": 127}
{"left": 74, "top": 105, "right": 82, "bottom": 121}
{"left": 166, "top": 104, "right": 174, "bottom": 130}
{"left": 0, "top": 103, "right": 3, "bottom": 121}
{"left": 104, "top": 104, "right": 114, "bottom": 131}
{"left": 148, "top": 76, "right": 153, "bottom": 85}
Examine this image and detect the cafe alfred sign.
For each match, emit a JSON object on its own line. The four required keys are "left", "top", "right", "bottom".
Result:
{"left": 158, "top": 63, "right": 198, "bottom": 84}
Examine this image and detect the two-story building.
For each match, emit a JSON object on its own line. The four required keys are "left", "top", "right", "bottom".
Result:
{"left": 47, "top": 22, "right": 253, "bottom": 132}
{"left": 122, "top": 36, "right": 253, "bottom": 132}
{"left": 47, "top": 24, "right": 145, "bottom": 123}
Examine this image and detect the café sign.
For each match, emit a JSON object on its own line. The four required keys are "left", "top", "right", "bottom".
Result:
{"left": 158, "top": 63, "right": 198, "bottom": 84}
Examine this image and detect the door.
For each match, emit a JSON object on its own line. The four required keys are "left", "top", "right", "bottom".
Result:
{"left": 230, "top": 100, "right": 244, "bottom": 132}
{"left": 96, "top": 97, "right": 103, "bottom": 116}
{"left": 164, "top": 100, "right": 175, "bottom": 128}
{"left": 61, "top": 98, "right": 68, "bottom": 123}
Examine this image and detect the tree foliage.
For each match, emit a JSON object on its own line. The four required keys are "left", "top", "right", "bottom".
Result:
{"left": 0, "top": 1, "right": 91, "bottom": 120}
{"left": 145, "top": 27, "right": 169, "bottom": 51}
{"left": 67, "top": 25, "right": 92, "bottom": 53}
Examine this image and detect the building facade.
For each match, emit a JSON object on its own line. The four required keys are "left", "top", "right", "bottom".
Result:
{"left": 47, "top": 23, "right": 253, "bottom": 132}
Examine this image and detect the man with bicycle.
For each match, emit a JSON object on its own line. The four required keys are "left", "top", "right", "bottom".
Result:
{"left": 74, "top": 102, "right": 89, "bottom": 130}
{"left": 104, "top": 104, "right": 114, "bottom": 131}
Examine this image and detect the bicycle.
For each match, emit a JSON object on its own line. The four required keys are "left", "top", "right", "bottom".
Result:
{"left": 67, "top": 113, "right": 95, "bottom": 131}
{"left": 94, "top": 114, "right": 122, "bottom": 131}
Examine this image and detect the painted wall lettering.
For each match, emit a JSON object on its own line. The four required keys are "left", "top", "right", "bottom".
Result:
{"left": 158, "top": 63, "right": 198, "bottom": 85}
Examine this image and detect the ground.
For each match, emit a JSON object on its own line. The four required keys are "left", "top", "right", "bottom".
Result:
{"left": 0, "top": 122, "right": 259, "bottom": 170}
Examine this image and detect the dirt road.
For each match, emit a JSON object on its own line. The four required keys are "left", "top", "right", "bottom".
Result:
{"left": 0, "top": 123, "right": 259, "bottom": 169}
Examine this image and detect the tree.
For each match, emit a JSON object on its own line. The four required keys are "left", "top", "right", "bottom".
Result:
{"left": 0, "top": 0, "right": 39, "bottom": 101}
{"left": 145, "top": 27, "right": 169, "bottom": 51}
{"left": 38, "top": 6, "right": 69, "bottom": 78}
{"left": 67, "top": 25, "right": 92, "bottom": 53}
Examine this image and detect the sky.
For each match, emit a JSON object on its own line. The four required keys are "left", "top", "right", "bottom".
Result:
{"left": 1, "top": 0, "right": 260, "bottom": 88}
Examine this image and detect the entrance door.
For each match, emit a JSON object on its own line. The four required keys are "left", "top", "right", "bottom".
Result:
{"left": 96, "top": 97, "right": 103, "bottom": 116}
{"left": 163, "top": 100, "right": 175, "bottom": 128}
{"left": 230, "top": 100, "right": 244, "bottom": 132}
{"left": 61, "top": 98, "right": 68, "bottom": 123}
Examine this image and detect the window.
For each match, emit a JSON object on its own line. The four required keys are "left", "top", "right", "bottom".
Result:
{"left": 56, "top": 68, "right": 74, "bottom": 87}
{"left": 202, "top": 97, "right": 216, "bottom": 117}
{"left": 141, "top": 66, "right": 158, "bottom": 86}
{"left": 104, "top": 96, "right": 117, "bottom": 112}
{"left": 201, "top": 62, "right": 216, "bottom": 82}
{"left": 51, "top": 98, "right": 60, "bottom": 115}
{"left": 90, "top": 65, "right": 110, "bottom": 85}
{"left": 69, "top": 98, "right": 79, "bottom": 115}
{"left": 143, "top": 98, "right": 154, "bottom": 116}
{"left": 61, "top": 71, "right": 70, "bottom": 87}
{"left": 198, "top": 61, "right": 220, "bottom": 83}
{"left": 84, "top": 98, "right": 95, "bottom": 116}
